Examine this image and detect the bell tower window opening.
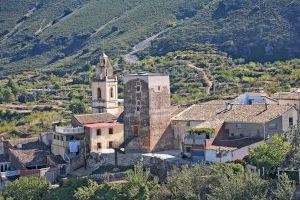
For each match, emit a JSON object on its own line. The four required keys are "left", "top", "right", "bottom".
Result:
{"left": 136, "top": 81, "right": 141, "bottom": 92}
{"left": 110, "top": 87, "right": 114, "bottom": 98}
{"left": 97, "top": 88, "right": 102, "bottom": 99}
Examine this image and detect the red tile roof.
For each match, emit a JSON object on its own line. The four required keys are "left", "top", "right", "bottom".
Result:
{"left": 83, "top": 122, "right": 121, "bottom": 128}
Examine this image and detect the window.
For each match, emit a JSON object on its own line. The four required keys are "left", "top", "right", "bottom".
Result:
{"left": 236, "top": 123, "right": 242, "bottom": 129}
{"left": 137, "top": 86, "right": 141, "bottom": 92}
{"left": 97, "top": 129, "right": 101, "bottom": 136}
{"left": 109, "top": 141, "right": 113, "bottom": 148}
{"left": 110, "top": 87, "right": 114, "bottom": 98}
{"left": 97, "top": 143, "right": 102, "bottom": 149}
{"left": 186, "top": 121, "right": 191, "bottom": 126}
{"left": 136, "top": 106, "right": 140, "bottom": 112}
{"left": 269, "top": 123, "right": 277, "bottom": 130}
{"left": 289, "top": 117, "right": 294, "bottom": 127}
{"left": 109, "top": 128, "right": 113, "bottom": 135}
{"left": 186, "top": 147, "right": 192, "bottom": 153}
{"left": 97, "top": 88, "right": 101, "bottom": 99}
{"left": 158, "top": 86, "right": 161, "bottom": 91}
{"left": 53, "top": 135, "right": 57, "bottom": 140}
{"left": 60, "top": 136, "right": 64, "bottom": 141}
{"left": 225, "top": 129, "right": 230, "bottom": 135}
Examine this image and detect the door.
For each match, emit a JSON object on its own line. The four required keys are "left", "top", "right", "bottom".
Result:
{"left": 133, "top": 125, "right": 139, "bottom": 137}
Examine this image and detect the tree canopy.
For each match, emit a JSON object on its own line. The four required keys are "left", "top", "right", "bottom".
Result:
{"left": 249, "top": 135, "right": 291, "bottom": 174}
{"left": 4, "top": 177, "right": 49, "bottom": 200}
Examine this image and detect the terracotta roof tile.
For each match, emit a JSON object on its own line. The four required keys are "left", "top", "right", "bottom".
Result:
{"left": 172, "top": 104, "right": 294, "bottom": 124}
{"left": 73, "top": 113, "right": 117, "bottom": 125}
{"left": 272, "top": 92, "right": 300, "bottom": 100}
{"left": 9, "top": 141, "right": 50, "bottom": 167}
{"left": 212, "top": 137, "right": 263, "bottom": 148}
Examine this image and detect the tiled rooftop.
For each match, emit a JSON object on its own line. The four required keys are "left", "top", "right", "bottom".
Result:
{"left": 272, "top": 92, "right": 300, "bottom": 100}
{"left": 9, "top": 143, "right": 49, "bottom": 167}
{"left": 212, "top": 137, "right": 263, "bottom": 149}
{"left": 172, "top": 104, "right": 293, "bottom": 124}
{"left": 73, "top": 113, "right": 117, "bottom": 125}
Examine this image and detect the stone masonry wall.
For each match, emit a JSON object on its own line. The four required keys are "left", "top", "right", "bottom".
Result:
{"left": 124, "top": 79, "right": 151, "bottom": 152}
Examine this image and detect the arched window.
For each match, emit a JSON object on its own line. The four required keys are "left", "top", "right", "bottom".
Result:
{"left": 97, "top": 88, "right": 101, "bottom": 99}
{"left": 110, "top": 87, "right": 114, "bottom": 98}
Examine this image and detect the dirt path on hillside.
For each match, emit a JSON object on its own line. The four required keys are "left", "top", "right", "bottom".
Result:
{"left": 187, "top": 63, "right": 213, "bottom": 95}
{"left": 1, "top": 2, "right": 41, "bottom": 42}
{"left": 35, "top": 5, "right": 85, "bottom": 35}
{"left": 90, "top": 16, "right": 121, "bottom": 38}
{"left": 124, "top": 28, "right": 170, "bottom": 63}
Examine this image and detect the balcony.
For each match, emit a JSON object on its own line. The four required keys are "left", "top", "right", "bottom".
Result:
{"left": 184, "top": 134, "right": 206, "bottom": 146}
{"left": 55, "top": 126, "right": 84, "bottom": 135}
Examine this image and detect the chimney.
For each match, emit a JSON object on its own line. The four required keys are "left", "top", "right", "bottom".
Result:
{"left": 226, "top": 103, "right": 232, "bottom": 111}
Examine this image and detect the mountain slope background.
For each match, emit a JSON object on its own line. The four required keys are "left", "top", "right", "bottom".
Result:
{"left": 1, "top": 0, "right": 300, "bottom": 76}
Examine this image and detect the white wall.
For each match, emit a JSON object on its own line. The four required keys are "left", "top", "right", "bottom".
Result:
{"left": 205, "top": 141, "right": 264, "bottom": 163}
{"left": 205, "top": 150, "right": 233, "bottom": 163}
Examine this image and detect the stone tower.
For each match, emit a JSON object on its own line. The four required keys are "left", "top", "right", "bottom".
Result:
{"left": 123, "top": 73, "right": 172, "bottom": 153}
{"left": 92, "top": 53, "right": 118, "bottom": 115}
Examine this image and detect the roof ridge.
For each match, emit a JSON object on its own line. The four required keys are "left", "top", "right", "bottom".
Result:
{"left": 171, "top": 105, "right": 195, "bottom": 120}
{"left": 75, "top": 113, "right": 114, "bottom": 117}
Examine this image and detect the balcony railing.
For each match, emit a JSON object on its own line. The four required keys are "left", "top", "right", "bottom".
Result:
{"left": 55, "top": 126, "right": 84, "bottom": 135}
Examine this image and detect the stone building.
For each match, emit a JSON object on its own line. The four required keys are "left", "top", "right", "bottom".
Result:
{"left": 123, "top": 73, "right": 179, "bottom": 153}
{"left": 272, "top": 91, "right": 300, "bottom": 121}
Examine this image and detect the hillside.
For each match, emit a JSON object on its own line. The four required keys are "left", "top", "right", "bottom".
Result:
{"left": 0, "top": 0, "right": 300, "bottom": 76}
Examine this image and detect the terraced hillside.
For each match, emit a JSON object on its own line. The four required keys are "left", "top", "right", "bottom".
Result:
{"left": 1, "top": 0, "right": 300, "bottom": 76}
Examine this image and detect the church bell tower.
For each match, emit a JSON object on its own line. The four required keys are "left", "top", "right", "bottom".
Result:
{"left": 92, "top": 53, "right": 119, "bottom": 115}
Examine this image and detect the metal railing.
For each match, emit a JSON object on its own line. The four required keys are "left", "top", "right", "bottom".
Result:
{"left": 55, "top": 126, "right": 84, "bottom": 135}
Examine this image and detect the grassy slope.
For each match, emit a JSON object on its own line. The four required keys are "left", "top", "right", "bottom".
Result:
{"left": 0, "top": 0, "right": 300, "bottom": 76}
{"left": 148, "top": 0, "right": 300, "bottom": 61}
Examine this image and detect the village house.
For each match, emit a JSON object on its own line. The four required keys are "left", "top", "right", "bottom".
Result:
{"left": 171, "top": 102, "right": 297, "bottom": 162}
{"left": 0, "top": 137, "right": 67, "bottom": 184}
{"left": 272, "top": 90, "right": 300, "bottom": 120}
{"left": 71, "top": 113, "right": 123, "bottom": 152}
